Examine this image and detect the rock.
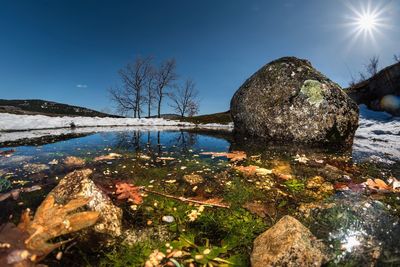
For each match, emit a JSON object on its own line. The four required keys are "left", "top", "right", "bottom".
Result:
{"left": 63, "top": 156, "right": 85, "bottom": 168}
{"left": 183, "top": 174, "right": 204, "bottom": 185}
{"left": 162, "top": 215, "right": 175, "bottom": 223}
{"left": 50, "top": 169, "right": 122, "bottom": 237}
{"left": 346, "top": 61, "right": 400, "bottom": 116}
{"left": 22, "top": 163, "right": 49, "bottom": 173}
{"left": 231, "top": 57, "right": 359, "bottom": 147}
{"left": 251, "top": 215, "right": 327, "bottom": 267}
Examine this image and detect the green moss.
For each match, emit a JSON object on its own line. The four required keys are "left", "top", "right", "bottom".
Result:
{"left": 300, "top": 80, "right": 325, "bottom": 106}
{"left": 284, "top": 179, "right": 305, "bottom": 193}
{"left": 99, "top": 242, "right": 155, "bottom": 267}
{"left": 223, "top": 176, "right": 264, "bottom": 208}
{"left": 192, "top": 208, "right": 267, "bottom": 251}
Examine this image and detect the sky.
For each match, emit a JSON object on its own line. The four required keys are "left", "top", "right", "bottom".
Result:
{"left": 0, "top": 0, "right": 399, "bottom": 115}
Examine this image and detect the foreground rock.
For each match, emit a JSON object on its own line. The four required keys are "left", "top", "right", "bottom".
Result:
{"left": 346, "top": 61, "right": 400, "bottom": 116}
{"left": 251, "top": 215, "right": 327, "bottom": 267}
{"left": 50, "top": 169, "right": 122, "bottom": 237}
{"left": 231, "top": 57, "right": 359, "bottom": 147}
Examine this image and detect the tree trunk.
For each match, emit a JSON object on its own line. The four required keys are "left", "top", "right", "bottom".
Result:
{"left": 148, "top": 101, "right": 151, "bottom": 118}
{"left": 157, "top": 96, "right": 162, "bottom": 118}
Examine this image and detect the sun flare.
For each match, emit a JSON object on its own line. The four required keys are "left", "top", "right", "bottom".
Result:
{"left": 356, "top": 12, "right": 378, "bottom": 31}
{"left": 344, "top": 1, "right": 391, "bottom": 46}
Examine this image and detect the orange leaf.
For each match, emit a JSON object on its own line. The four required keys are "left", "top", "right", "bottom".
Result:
{"left": 200, "top": 151, "right": 247, "bottom": 162}
{"left": 115, "top": 182, "right": 143, "bottom": 204}
{"left": 366, "top": 178, "right": 391, "bottom": 191}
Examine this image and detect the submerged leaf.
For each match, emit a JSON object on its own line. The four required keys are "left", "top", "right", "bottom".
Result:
{"left": 115, "top": 182, "right": 143, "bottom": 204}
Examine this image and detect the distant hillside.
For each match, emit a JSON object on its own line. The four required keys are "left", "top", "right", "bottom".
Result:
{"left": 179, "top": 111, "right": 232, "bottom": 125}
{"left": 0, "top": 99, "right": 121, "bottom": 118}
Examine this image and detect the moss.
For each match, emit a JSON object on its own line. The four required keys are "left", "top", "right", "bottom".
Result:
{"left": 223, "top": 176, "right": 265, "bottom": 208}
{"left": 191, "top": 208, "right": 267, "bottom": 257}
{"left": 300, "top": 79, "right": 325, "bottom": 106}
{"left": 99, "top": 242, "right": 155, "bottom": 267}
{"left": 284, "top": 179, "right": 305, "bottom": 193}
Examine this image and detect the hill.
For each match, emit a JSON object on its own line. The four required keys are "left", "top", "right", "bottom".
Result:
{"left": 0, "top": 99, "right": 121, "bottom": 117}
{"left": 179, "top": 111, "right": 232, "bottom": 125}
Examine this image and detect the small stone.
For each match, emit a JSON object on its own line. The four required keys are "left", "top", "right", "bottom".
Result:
{"left": 162, "top": 215, "right": 175, "bottom": 223}
{"left": 183, "top": 174, "right": 204, "bottom": 185}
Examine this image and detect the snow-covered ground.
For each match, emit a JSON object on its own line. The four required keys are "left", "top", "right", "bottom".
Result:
{"left": 0, "top": 113, "right": 233, "bottom": 143}
{"left": 353, "top": 105, "right": 400, "bottom": 163}
{"left": 0, "top": 113, "right": 233, "bottom": 131}
{"left": 0, "top": 113, "right": 194, "bottom": 131}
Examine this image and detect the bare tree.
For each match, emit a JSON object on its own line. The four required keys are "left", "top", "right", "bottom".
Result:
{"left": 169, "top": 79, "right": 200, "bottom": 117}
{"left": 154, "top": 59, "right": 177, "bottom": 118}
{"left": 143, "top": 67, "right": 157, "bottom": 118}
{"left": 109, "top": 56, "right": 152, "bottom": 118}
{"left": 187, "top": 100, "right": 199, "bottom": 117}
{"left": 394, "top": 54, "right": 400, "bottom": 63}
{"left": 348, "top": 56, "right": 380, "bottom": 87}
{"left": 109, "top": 85, "right": 135, "bottom": 116}
{"left": 365, "top": 56, "right": 379, "bottom": 77}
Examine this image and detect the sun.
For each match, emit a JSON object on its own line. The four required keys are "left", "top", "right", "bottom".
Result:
{"left": 344, "top": 1, "right": 390, "bottom": 46}
{"left": 356, "top": 12, "right": 378, "bottom": 32}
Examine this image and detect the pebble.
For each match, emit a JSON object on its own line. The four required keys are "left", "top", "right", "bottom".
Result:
{"left": 162, "top": 215, "right": 175, "bottom": 223}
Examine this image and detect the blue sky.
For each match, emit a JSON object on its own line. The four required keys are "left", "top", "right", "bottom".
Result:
{"left": 0, "top": 0, "right": 399, "bottom": 115}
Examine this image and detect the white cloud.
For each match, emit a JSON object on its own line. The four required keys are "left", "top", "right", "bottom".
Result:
{"left": 76, "top": 84, "right": 88, "bottom": 88}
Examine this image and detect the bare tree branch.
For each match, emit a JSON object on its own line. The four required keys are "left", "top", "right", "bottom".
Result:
{"left": 394, "top": 54, "right": 400, "bottom": 63}
{"left": 366, "top": 56, "right": 379, "bottom": 77}
{"left": 154, "top": 59, "right": 177, "bottom": 118}
{"left": 169, "top": 79, "right": 200, "bottom": 117}
{"left": 109, "top": 56, "right": 153, "bottom": 118}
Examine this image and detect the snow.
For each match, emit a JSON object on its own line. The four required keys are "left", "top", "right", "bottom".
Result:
{"left": 353, "top": 105, "right": 400, "bottom": 162}
{"left": 0, "top": 113, "right": 233, "bottom": 143}
{"left": 0, "top": 113, "right": 197, "bottom": 131}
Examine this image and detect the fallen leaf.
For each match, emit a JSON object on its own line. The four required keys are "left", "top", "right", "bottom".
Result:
{"left": 94, "top": 153, "right": 122, "bottom": 161}
{"left": 365, "top": 178, "right": 391, "bottom": 191}
{"left": 234, "top": 165, "right": 273, "bottom": 176}
{"left": 0, "top": 195, "right": 99, "bottom": 266}
{"left": 200, "top": 151, "right": 247, "bottom": 162}
{"left": 115, "top": 182, "right": 143, "bottom": 204}
{"left": 63, "top": 156, "right": 85, "bottom": 167}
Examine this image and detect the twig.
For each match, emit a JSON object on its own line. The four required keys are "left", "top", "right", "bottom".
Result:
{"left": 143, "top": 188, "right": 230, "bottom": 208}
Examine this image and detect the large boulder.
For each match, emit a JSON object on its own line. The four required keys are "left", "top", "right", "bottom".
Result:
{"left": 50, "top": 169, "right": 122, "bottom": 237}
{"left": 251, "top": 215, "right": 327, "bottom": 267}
{"left": 231, "top": 57, "right": 359, "bottom": 147}
{"left": 346, "top": 61, "right": 400, "bottom": 116}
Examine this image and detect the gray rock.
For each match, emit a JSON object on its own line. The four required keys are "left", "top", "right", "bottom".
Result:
{"left": 50, "top": 169, "right": 122, "bottom": 237}
{"left": 231, "top": 57, "right": 359, "bottom": 147}
{"left": 346, "top": 61, "right": 400, "bottom": 116}
{"left": 251, "top": 215, "right": 327, "bottom": 267}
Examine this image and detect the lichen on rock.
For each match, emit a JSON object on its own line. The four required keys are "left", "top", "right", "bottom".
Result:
{"left": 300, "top": 79, "right": 325, "bottom": 107}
